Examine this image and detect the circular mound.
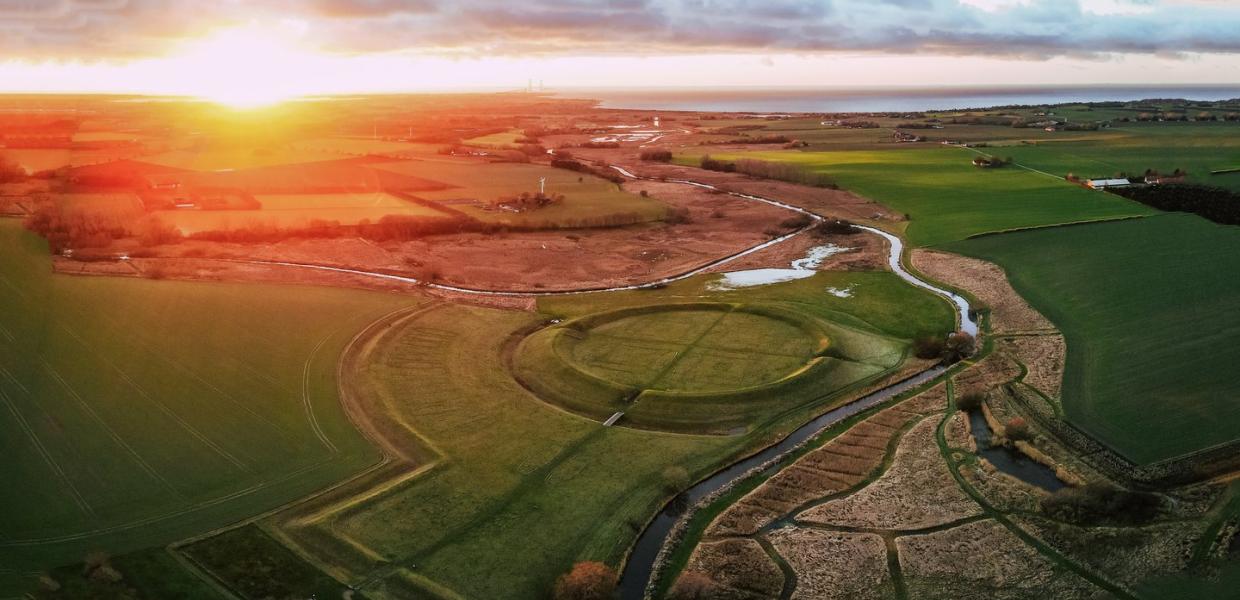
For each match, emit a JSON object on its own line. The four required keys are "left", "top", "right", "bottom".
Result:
{"left": 512, "top": 303, "right": 838, "bottom": 433}
{"left": 567, "top": 305, "right": 822, "bottom": 393}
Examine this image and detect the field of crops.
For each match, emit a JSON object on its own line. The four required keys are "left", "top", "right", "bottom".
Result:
{"left": 997, "top": 122, "right": 1240, "bottom": 191}
{"left": 676, "top": 147, "right": 1153, "bottom": 246}
{"left": 945, "top": 213, "right": 1240, "bottom": 464}
{"left": 154, "top": 192, "right": 449, "bottom": 233}
{"left": 0, "top": 220, "right": 415, "bottom": 589}
{"left": 372, "top": 158, "right": 669, "bottom": 227}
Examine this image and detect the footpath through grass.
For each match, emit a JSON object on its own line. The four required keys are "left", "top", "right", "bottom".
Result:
{"left": 0, "top": 220, "right": 416, "bottom": 591}
{"left": 944, "top": 213, "right": 1240, "bottom": 464}
{"left": 677, "top": 148, "right": 1153, "bottom": 246}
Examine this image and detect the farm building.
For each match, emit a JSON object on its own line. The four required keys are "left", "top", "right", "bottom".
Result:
{"left": 1086, "top": 178, "right": 1133, "bottom": 189}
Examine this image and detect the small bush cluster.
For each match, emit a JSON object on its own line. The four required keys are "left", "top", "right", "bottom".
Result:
{"left": 1040, "top": 482, "right": 1162, "bottom": 525}
{"left": 553, "top": 562, "right": 617, "bottom": 600}
{"left": 640, "top": 149, "right": 673, "bottom": 162}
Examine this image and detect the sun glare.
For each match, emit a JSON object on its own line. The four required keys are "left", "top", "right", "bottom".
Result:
{"left": 176, "top": 27, "right": 319, "bottom": 109}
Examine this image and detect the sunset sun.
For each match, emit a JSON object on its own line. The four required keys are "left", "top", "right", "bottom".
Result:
{"left": 176, "top": 27, "right": 318, "bottom": 108}
{"left": 3, "top": 1, "right": 1240, "bottom": 598}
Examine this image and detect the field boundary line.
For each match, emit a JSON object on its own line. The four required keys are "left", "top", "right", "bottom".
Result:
{"left": 0, "top": 387, "right": 95, "bottom": 517}
{"left": 34, "top": 362, "right": 181, "bottom": 497}
{"left": 959, "top": 214, "right": 1151, "bottom": 241}
{"left": 303, "top": 329, "right": 342, "bottom": 454}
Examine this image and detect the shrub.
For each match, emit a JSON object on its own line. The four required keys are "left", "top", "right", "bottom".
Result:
{"left": 668, "top": 572, "right": 717, "bottom": 600}
{"left": 912, "top": 335, "right": 946, "bottom": 360}
{"left": 943, "top": 332, "right": 976, "bottom": 362}
{"left": 699, "top": 155, "right": 735, "bottom": 173}
{"left": 732, "top": 158, "right": 836, "bottom": 188}
{"left": 779, "top": 214, "right": 813, "bottom": 229}
{"left": 661, "top": 466, "right": 691, "bottom": 493}
{"left": 1005, "top": 417, "right": 1031, "bottom": 441}
{"left": 665, "top": 207, "right": 693, "bottom": 225}
{"left": 1040, "top": 482, "right": 1162, "bottom": 525}
{"left": 553, "top": 562, "right": 617, "bottom": 600}
{"left": 956, "top": 390, "right": 985, "bottom": 411}
{"left": 640, "top": 149, "right": 673, "bottom": 162}
{"left": 813, "top": 219, "right": 856, "bottom": 237}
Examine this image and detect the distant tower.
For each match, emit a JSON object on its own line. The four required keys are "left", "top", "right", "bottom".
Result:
{"left": 539, "top": 177, "right": 546, "bottom": 195}
{"left": 539, "top": 80, "right": 545, "bottom": 91}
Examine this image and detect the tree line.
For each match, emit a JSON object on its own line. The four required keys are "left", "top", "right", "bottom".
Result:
{"left": 1108, "top": 184, "right": 1240, "bottom": 226}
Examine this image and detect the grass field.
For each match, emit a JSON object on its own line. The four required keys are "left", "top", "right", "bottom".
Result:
{"left": 676, "top": 148, "right": 1154, "bottom": 246}
{"left": 518, "top": 271, "right": 954, "bottom": 432}
{"left": 0, "top": 220, "right": 416, "bottom": 591}
{"left": 567, "top": 305, "right": 822, "bottom": 392}
{"left": 944, "top": 213, "right": 1240, "bottom": 464}
{"left": 995, "top": 122, "right": 1240, "bottom": 191}
{"left": 154, "top": 192, "right": 449, "bottom": 233}
{"left": 177, "top": 266, "right": 955, "bottom": 599}
{"left": 372, "top": 158, "right": 669, "bottom": 227}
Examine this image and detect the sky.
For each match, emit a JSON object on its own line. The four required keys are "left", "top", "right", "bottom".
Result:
{"left": 1, "top": 0, "right": 1239, "bottom": 101}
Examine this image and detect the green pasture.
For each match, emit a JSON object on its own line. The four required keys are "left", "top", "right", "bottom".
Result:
{"left": 675, "top": 147, "right": 1153, "bottom": 246}
{"left": 206, "top": 268, "right": 954, "bottom": 599}
{"left": 945, "top": 213, "right": 1240, "bottom": 464}
{"left": 0, "top": 220, "right": 415, "bottom": 587}
{"left": 996, "top": 122, "right": 1240, "bottom": 191}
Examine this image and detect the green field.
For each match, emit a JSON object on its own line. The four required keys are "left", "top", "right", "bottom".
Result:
{"left": 154, "top": 192, "right": 449, "bottom": 233}
{"left": 173, "top": 267, "right": 956, "bottom": 599}
{"left": 0, "top": 220, "right": 415, "bottom": 590}
{"left": 566, "top": 305, "right": 823, "bottom": 392}
{"left": 996, "top": 122, "right": 1240, "bottom": 191}
{"left": 372, "top": 158, "right": 669, "bottom": 227}
{"left": 677, "top": 148, "right": 1153, "bottom": 246}
{"left": 945, "top": 213, "right": 1240, "bottom": 464}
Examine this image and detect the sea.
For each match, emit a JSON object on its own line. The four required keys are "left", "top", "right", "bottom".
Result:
{"left": 569, "top": 85, "right": 1240, "bottom": 113}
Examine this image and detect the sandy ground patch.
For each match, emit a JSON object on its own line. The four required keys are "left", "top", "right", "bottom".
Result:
{"left": 797, "top": 416, "right": 982, "bottom": 530}
{"left": 1000, "top": 335, "right": 1066, "bottom": 399}
{"left": 678, "top": 537, "right": 784, "bottom": 599}
{"left": 898, "top": 519, "right": 1101, "bottom": 600}
{"left": 767, "top": 527, "right": 892, "bottom": 600}
{"left": 910, "top": 249, "right": 1054, "bottom": 334}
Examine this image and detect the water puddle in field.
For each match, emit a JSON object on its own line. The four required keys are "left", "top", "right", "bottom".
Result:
{"left": 709, "top": 244, "right": 853, "bottom": 291}
{"left": 826, "top": 285, "right": 855, "bottom": 298}
{"left": 707, "top": 268, "right": 815, "bottom": 290}
{"left": 967, "top": 410, "right": 1065, "bottom": 492}
{"left": 791, "top": 244, "right": 849, "bottom": 270}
